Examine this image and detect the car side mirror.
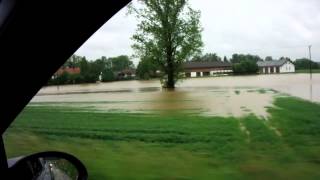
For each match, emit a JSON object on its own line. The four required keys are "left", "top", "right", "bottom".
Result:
{"left": 8, "top": 151, "right": 87, "bottom": 180}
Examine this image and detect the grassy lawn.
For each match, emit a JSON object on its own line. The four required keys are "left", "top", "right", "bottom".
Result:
{"left": 296, "top": 69, "right": 320, "bottom": 73}
{"left": 4, "top": 97, "right": 320, "bottom": 179}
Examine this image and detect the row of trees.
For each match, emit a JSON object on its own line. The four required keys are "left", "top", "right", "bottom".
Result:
{"left": 50, "top": 52, "right": 319, "bottom": 86}
{"left": 189, "top": 53, "right": 261, "bottom": 74}
{"left": 48, "top": 55, "right": 134, "bottom": 85}
{"left": 294, "top": 58, "right": 319, "bottom": 69}
{"left": 136, "top": 52, "right": 320, "bottom": 78}
{"left": 191, "top": 53, "right": 228, "bottom": 62}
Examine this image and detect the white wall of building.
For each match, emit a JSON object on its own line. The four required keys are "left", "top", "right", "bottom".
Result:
{"left": 210, "top": 70, "right": 232, "bottom": 75}
{"left": 188, "top": 70, "right": 232, "bottom": 77}
{"left": 280, "top": 61, "right": 295, "bottom": 73}
{"left": 190, "top": 72, "right": 197, "bottom": 77}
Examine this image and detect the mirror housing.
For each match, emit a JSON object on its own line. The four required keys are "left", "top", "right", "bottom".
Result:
{"left": 8, "top": 151, "right": 87, "bottom": 180}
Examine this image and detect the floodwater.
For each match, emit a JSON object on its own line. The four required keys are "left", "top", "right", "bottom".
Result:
{"left": 32, "top": 74, "right": 320, "bottom": 117}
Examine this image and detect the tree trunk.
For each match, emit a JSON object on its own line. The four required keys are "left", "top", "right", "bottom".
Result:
{"left": 167, "top": 60, "right": 175, "bottom": 89}
{"left": 165, "top": 23, "right": 175, "bottom": 89}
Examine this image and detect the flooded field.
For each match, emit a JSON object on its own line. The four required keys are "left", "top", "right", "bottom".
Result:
{"left": 8, "top": 74, "right": 320, "bottom": 180}
{"left": 32, "top": 74, "right": 320, "bottom": 117}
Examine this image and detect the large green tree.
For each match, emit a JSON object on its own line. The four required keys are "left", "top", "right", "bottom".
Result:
{"left": 129, "top": 0, "right": 203, "bottom": 88}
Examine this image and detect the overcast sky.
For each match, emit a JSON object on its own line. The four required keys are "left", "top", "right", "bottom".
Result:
{"left": 76, "top": 0, "right": 320, "bottom": 64}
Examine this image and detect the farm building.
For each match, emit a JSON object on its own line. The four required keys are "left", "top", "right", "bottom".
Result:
{"left": 183, "top": 61, "right": 233, "bottom": 77}
{"left": 54, "top": 67, "right": 80, "bottom": 76}
{"left": 116, "top": 68, "right": 136, "bottom": 79}
{"left": 257, "top": 59, "right": 295, "bottom": 74}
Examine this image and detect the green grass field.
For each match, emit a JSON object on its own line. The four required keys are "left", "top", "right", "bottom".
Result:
{"left": 296, "top": 69, "right": 320, "bottom": 73}
{"left": 4, "top": 97, "right": 320, "bottom": 179}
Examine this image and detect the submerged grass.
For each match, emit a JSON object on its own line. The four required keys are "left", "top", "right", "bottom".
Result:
{"left": 4, "top": 97, "right": 320, "bottom": 179}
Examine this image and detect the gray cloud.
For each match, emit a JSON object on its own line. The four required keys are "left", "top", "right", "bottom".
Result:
{"left": 76, "top": 0, "right": 320, "bottom": 64}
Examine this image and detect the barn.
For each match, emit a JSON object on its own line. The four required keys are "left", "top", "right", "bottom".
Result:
{"left": 183, "top": 61, "right": 233, "bottom": 77}
{"left": 257, "top": 59, "right": 295, "bottom": 74}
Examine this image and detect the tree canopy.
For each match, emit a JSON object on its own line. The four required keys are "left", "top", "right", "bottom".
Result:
{"left": 129, "top": 0, "right": 203, "bottom": 88}
{"left": 231, "top": 54, "right": 261, "bottom": 74}
{"left": 265, "top": 56, "right": 273, "bottom": 61}
{"left": 230, "top": 54, "right": 262, "bottom": 64}
{"left": 191, "top": 53, "right": 222, "bottom": 62}
{"left": 136, "top": 56, "right": 159, "bottom": 80}
{"left": 294, "top": 58, "right": 319, "bottom": 70}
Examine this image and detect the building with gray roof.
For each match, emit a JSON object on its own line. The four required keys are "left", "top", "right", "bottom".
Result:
{"left": 257, "top": 59, "right": 295, "bottom": 74}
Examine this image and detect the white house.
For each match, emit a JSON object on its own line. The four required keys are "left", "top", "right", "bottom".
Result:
{"left": 257, "top": 59, "right": 295, "bottom": 74}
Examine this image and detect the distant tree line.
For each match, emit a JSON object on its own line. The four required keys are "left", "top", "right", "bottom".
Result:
{"left": 136, "top": 53, "right": 320, "bottom": 79}
{"left": 136, "top": 53, "right": 263, "bottom": 77}
{"left": 48, "top": 55, "right": 134, "bottom": 85}
{"left": 294, "top": 58, "right": 319, "bottom": 70}
{"left": 50, "top": 53, "right": 320, "bottom": 85}
{"left": 191, "top": 53, "right": 228, "bottom": 62}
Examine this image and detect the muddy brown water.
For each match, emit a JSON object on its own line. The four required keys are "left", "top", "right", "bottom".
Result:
{"left": 32, "top": 74, "right": 320, "bottom": 117}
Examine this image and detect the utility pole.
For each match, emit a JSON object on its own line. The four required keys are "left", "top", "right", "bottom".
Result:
{"left": 308, "top": 45, "right": 312, "bottom": 80}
